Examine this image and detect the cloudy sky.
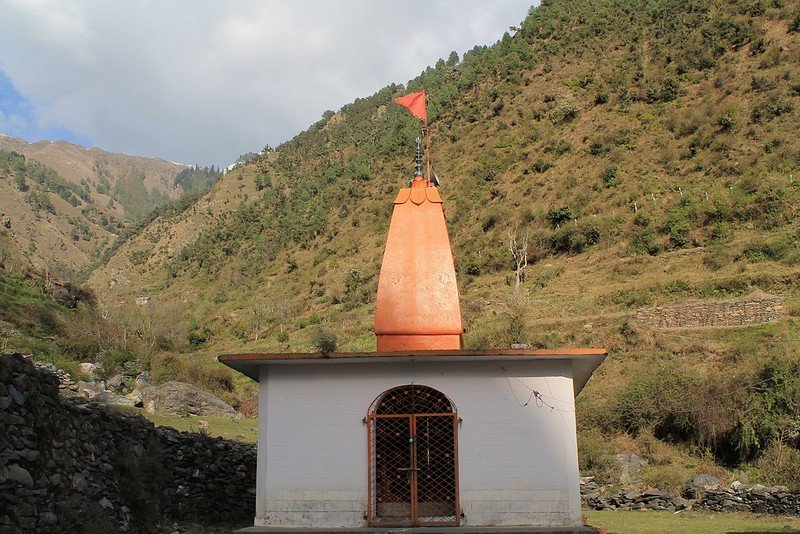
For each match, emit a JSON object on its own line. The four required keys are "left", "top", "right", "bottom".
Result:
{"left": 0, "top": 1, "right": 534, "bottom": 166}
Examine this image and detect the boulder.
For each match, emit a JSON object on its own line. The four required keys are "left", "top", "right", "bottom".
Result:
{"left": 76, "top": 380, "right": 104, "bottom": 399}
{"left": 614, "top": 453, "right": 647, "bottom": 484}
{"left": 7, "top": 464, "right": 33, "bottom": 488}
{"left": 106, "top": 374, "right": 125, "bottom": 392}
{"left": 79, "top": 362, "right": 99, "bottom": 377}
{"left": 125, "top": 389, "right": 143, "bottom": 408}
{"left": 92, "top": 391, "right": 136, "bottom": 408}
{"left": 141, "top": 381, "right": 241, "bottom": 418}
{"left": 689, "top": 473, "right": 720, "bottom": 491}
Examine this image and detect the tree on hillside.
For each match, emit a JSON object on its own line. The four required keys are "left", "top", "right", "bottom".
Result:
{"left": 508, "top": 228, "right": 528, "bottom": 292}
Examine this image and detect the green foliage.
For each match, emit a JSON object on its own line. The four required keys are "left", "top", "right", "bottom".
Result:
{"left": 96, "top": 348, "right": 137, "bottom": 381}
{"left": 789, "top": 11, "right": 800, "bottom": 33}
{"left": 600, "top": 166, "right": 619, "bottom": 188}
{"left": 716, "top": 113, "right": 735, "bottom": 132}
{"left": 577, "top": 428, "right": 616, "bottom": 482}
{"left": 309, "top": 326, "right": 337, "bottom": 355}
{"left": 173, "top": 165, "right": 219, "bottom": 192}
{"left": 731, "top": 358, "right": 800, "bottom": 458}
{"left": 24, "top": 190, "right": 55, "bottom": 214}
{"left": 113, "top": 171, "right": 163, "bottom": 220}
{"left": 550, "top": 223, "right": 601, "bottom": 254}
{"left": 546, "top": 205, "right": 574, "bottom": 228}
{"left": 612, "top": 361, "right": 697, "bottom": 441}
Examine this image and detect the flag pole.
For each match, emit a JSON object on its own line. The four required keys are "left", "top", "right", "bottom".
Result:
{"left": 424, "top": 123, "right": 431, "bottom": 184}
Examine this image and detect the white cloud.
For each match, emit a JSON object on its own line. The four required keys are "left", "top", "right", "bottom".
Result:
{"left": 0, "top": 0, "right": 534, "bottom": 165}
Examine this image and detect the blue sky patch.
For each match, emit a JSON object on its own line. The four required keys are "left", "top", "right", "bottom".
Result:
{"left": 0, "top": 70, "right": 89, "bottom": 145}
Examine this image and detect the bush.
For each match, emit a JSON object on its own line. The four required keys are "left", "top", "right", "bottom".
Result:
{"left": 96, "top": 348, "right": 137, "bottom": 381}
{"left": 612, "top": 361, "right": 697, "bottom": 442}
{"left": 641, "top": 465, "right": 688, "bottom": 494}
{"left": 577, "top": 428, "right": 616, "bottom": 482}
{"left": 550, "top": 223, "right": 600, "bottom": 255}
{"left": 601, "top": 166, "right": 619, "bottom": 188}
{"left": 546, "top": 205, "right": 574, "bottom": 228}
{"left": 753, "top": 444, "right": 800, "bottom": 487}
{"left": 789, "top": 12, "right": 800, "bottom": 33}
{"left": 310, "top": 326, "right": 337, "bottom": 355}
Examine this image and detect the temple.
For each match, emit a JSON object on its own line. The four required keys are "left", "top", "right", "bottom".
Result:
{"left": 221, "top": 136, "right": 606, "bottom": 530}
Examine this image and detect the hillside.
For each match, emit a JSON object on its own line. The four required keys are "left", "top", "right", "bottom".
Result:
{"left": 0, "top": 137, "right": 222, "bottom": 274}
{"left": 0, "top": 134, "right": 189, "bottom": 219}
{"left": 81, "top": 0, "right": 800, "bottom": 484}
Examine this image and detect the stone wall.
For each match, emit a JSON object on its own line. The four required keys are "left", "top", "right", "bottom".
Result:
{"left": 636, "top": 294, "right": 784, "bottom": 328}
{"left": 581, "top": 478, "right": 800, "bottom": 515}
{"left": 0, "top": 353, "right": 256, "bottom": 532}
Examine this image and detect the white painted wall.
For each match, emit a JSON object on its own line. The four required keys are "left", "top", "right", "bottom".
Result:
{"left": 254, "top": 360, "right": 580, "bottom": 528}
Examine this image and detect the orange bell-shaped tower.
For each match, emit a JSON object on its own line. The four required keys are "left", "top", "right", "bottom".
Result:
{"left": 374, "top": 138, "right": 463, "bottom": 351}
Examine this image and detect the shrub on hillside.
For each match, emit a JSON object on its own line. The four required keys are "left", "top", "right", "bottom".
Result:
{"left": 550, "top": 223, "right": 600, "bottom": 254}
{"left": 577, "top": 428, "right": 616, "bottom": 482}
{"left": 310, "top": 326, "right": 337, "bottom": 355}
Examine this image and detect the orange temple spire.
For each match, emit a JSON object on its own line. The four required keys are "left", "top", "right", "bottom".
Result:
{"left": 373, "top": 165, "right": 463, "bottom": 352}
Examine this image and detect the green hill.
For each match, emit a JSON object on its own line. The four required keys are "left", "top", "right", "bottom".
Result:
{"left": 81, "top": 0, "right": 800, "bottom": 485}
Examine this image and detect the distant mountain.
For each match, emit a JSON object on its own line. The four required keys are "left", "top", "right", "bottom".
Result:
{"left": 0, "top": 135, "right": 189, "bottom": 220}
{"left": 0, "top": 136, "right": 220, "bottom": 275}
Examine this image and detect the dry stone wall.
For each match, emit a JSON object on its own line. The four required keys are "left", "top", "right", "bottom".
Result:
{"left": 581, "top": 477, "right": 800, "bottom": 514}
{"left": 0, "top": 353, "right": 256, "bottom": 532}
{"left": 636, "top": 294, "right": 784, "bottom": 328}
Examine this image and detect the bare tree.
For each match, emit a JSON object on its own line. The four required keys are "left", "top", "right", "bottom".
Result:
{"left": 251, "top": 299, "right": 270, "bottom": 341}
{"left": 508, "top": 228, "right": 529, "bottom": 292}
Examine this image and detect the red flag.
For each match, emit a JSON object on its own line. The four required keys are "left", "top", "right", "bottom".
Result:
{"left": 394, "top": 90, "right": 427, "bottom": 122}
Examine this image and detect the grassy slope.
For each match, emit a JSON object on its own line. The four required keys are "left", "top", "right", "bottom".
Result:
{"left": 85, "top": 0, "right": 800, "bottom": 480}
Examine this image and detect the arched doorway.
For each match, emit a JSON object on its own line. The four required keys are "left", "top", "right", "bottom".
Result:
{"left": 367, "top": 385, "right": 459, "bottom": 526}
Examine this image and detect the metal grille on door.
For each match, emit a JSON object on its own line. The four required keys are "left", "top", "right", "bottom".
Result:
{"left": 367, "top": 385, "right": 459, "bottom": 527}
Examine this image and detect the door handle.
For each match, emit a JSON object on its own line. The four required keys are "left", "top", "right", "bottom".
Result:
{"left": 397, "top": 467, "right": 419, "bottom": 472}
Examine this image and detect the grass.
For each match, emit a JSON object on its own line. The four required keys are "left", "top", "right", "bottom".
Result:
{"left": 115, "top": 406, "right": 258, "bottom": 443}
{"left": 586, "top": 510, "right": 800, "bottom": 533}
{"left": 140, "top": 410, "right": 258, "bottom": 443}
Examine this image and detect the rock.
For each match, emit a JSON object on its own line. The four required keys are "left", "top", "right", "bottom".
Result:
{"left": 672, "top": 497, "right": 693, "bottom": 510}
{"left": 141, "top": 381, "right": 242, "bottom": 419}
{"left": 126, "top": 389, "right": 143, "bottom": 407}
{"left": 614, "top": 453, "right": 647, "bottom": 484}
{"left": 7, "top": 385, "right": 26, "bottom": 406}
{"left": 106, "top": 374, "right": 125, "bottom": 392}
{"left": 510, "top": 343, "right": 530, "bottom": 349}
{"left": 134, "top": 374, "right": 150, "bottom": 388}
{"left": 92, "top": 391, "right": 136, "bottom": 408}
{"left": 79, "top": 362, "right": 98, "bottom": 377}
{"left": 99, "top": 497, "right": 113, "bottom": 509}
{"left": 689, "top": 473, "right": 720, "bottom": 491}
{"left": 76, "top": 380, "right": 104, "bottom": 398}
{"left": 71, "top": 473, "right": 87, "bottom": 492}
{"left": 145, "top": 400, "right": 156, "bottom": 414}
{"left": 7, "top": 464, "right": 33, "bottom": 488}
{"left": 40, "top": 512, "right": 57, "bottom": 526}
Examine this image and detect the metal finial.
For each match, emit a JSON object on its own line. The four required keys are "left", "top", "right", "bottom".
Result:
{"left": 414, "top": 137, "right": 423, "bottom": 177}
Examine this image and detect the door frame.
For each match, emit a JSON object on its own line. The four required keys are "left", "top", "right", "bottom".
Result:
{"left": 366, "top": 386, "right": 460, "bottom": 527}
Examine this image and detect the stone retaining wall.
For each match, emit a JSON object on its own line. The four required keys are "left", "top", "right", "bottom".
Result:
{"left": 581, "top": 478, "right": 800, "bottom": 515}
{"left": 636, "top": 294, "right": 784, "bottom": 328}
{"left": 0, "top": 353, "right": 256, "bottom": 532}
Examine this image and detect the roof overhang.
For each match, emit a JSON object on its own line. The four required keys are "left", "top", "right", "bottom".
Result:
{"left": 219, "top": 348, "right": 607, "bottom": 395}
